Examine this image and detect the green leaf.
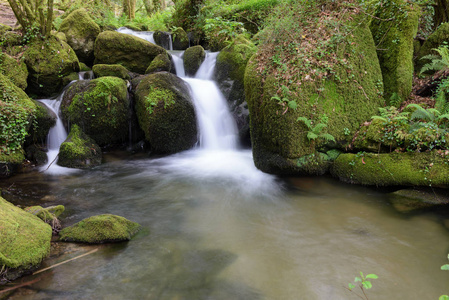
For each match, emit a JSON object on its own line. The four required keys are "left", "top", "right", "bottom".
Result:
{"left": 365, "top": 274, "right": 378, "bottom": 279}
{"left": 362, "top": 281, "right": 372, "bottom": 289}
{"left": 439, "top": 295, "right": 449, "bottom": 300}
{"left": 441, "top": 264, "right": 449, "bottom": 271}
{"left": 354, "top": 277, "right": 361, "bottom": 282}
{"left": 288, "top": 101, "right": 297, "bottom": 110}
{"left": 348, "top": 283, "right": 355, "bottom": 290}
{"left": 307, "top": 132, "right": 318, "bottom": 141}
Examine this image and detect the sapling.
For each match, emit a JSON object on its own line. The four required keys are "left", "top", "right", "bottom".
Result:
{"left": 346, "top": 271, "right": 378, "bottom": 300}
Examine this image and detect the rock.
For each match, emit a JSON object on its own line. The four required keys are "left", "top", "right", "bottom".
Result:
{"left": 184, "top": 45, "right": 205, "bottom": 77}
{"left": 0, "top": 196, "right": 52, "bottom": 283}
{"left": 59, "top": 214, "right": 141, "bottom": 243}
{"left": 388, "top": 189, "right": 449, "bottom": 213}
{"left": 92, "top": 64, "right": 131, "bottom": 80}
{"left": 416, "top": 23, "right": 449, "bottom": 73}
{"left": 24, "top": 205, "right": 65, "bottom": 233}
{"left": 0, "top": 53, "right": 28, "bottom": 90}
{"left": 145, "top": 53, "right": 174, "bottom": 74}
{"left": 59, "top": 8, "right": 101, "bottom": 66}
{"left": 331, "top": 151, "right": 449, "bottom": 187}
{"left": 94, "top": 31, "right": 166, "bottom": 74}
{"left": 26, "top": 100, "right": 57, "bottom": 145}
{"left": 214, "top": 36, "right": 256, "bottom": 146}
{"left": 244, "top": 9, "right": 384, "bottom": 175}
{"left": 153, "top": 31, "right": 172, "bottom": 49}
{"left": 370, "top": 0, "right": 419, "bottom": 104}
{"left": 23, "top": 35, "right": 80, "bottom": 96}
{"left": 61, "top": 77, "right": 129, "bottom": 146}
{"left": 55, "top": 31, "right": 67, "bottom": 42}
{"left": 0, "top": 23, "right": 12, "bottom": 35}
{"left": 134, "top": 72, "right": 198, "bottom": 154}
{"left": 79, "top": 62, "right": 91, "bottom": 72}
{"left": 58, "top": 124, "right": 102, "bottom": 168}
{"left": 25, "top": 144, "right": 48, "bottom": 166}
{"left": 172, "top": 27, "right": 189, "bottom": 50}
{"left": 1, "top": 31, "right": 22, "bottom": 48}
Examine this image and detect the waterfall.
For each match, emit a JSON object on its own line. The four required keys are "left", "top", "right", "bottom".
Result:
{"left": 116, "top": 27, "right": 155, "bottom": 44}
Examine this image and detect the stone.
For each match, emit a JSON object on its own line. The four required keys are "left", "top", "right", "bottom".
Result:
{"left": 184, "top": 45, "right": 205, "bottom": 77}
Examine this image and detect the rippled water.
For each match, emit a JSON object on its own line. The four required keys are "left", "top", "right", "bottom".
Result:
{"left": 3, "top": 150, "right": 449, "bottom": 300}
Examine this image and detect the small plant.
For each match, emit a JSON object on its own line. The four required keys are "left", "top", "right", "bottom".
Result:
{"left": 346, "top": 271, "right": 378, "bottom": 300}
{"left": 297, "top": 116, "right": 335, "bottom": 145}
{"left": 440, "top": 254, "right": 449, "bottom": 300}
{"left": 271, "top": 84, "right": 297, "bottom": 112}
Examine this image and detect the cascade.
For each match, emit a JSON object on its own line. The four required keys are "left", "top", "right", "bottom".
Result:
{"left": 116, "top": 27, "right": 156, "bottom": 44}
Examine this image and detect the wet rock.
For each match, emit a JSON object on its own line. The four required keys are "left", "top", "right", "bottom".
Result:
{"left": 388, "top": 189, "right": 449, "bottom": 213}
{"left": 172, "top": 27, "right": 189, "bottom": 50}
{"left": 153, "top": 31, "right": 172, "bottom": 49}
{"left": 92, "top": 64, "right": 131, "bottom": 80}
{"left": 184, "top": 45, "right": 205, "bottom": 77}
{"left": 145, "top": 53, "right": 174, "bottom": 74}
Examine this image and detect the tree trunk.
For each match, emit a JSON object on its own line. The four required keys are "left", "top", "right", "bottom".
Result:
{"left": 434, "top": 0, "right": 449, "bottom": 29}
{"left": 143, "top": 0, "right": 153, "bottom": 15}
{"left": 6, "top": 0, "right": 29, "bottom": 29}
{"left": 123, "top": 0, "right": 136, "bottom": 19}
{"left": 45, "top": 0, "right": 53, "bottom": 37}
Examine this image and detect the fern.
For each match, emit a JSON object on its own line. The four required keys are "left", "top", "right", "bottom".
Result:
{"left": 406, "top": 103, "right": 437, "bottom": 121}
{"left": 420, "top": 45, "right": 449, "bottom": 74}
{"left": 435, "top": 78, "right": 449, "bottom": 114}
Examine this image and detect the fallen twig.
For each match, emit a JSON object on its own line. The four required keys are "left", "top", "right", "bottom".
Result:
{"left": 33, "top": 248, "right": 98, "bottom": 275}
{"left": 0, "top": 278, "right": 41, "bottom": 294}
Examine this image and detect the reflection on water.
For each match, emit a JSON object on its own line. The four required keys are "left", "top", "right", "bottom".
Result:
{"left": 3, "top": 150, "right": 449, "bottom": 300}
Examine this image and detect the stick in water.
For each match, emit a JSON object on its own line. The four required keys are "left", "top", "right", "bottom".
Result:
{"left": 33, "top": 248, "right": 98, "bottom": 275}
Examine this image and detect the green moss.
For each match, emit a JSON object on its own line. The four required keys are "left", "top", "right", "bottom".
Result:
{"left": 370, "top": 0, "right": 419, "bottom": 103}
{"left": 94, "top": 31, "right": 167, "bottom": 74}
{"left": 24, "top": 205, "right": 65, "bottom": 222}
{"left": 145, "top": 53, "right": 173, "bottom": 74}
{"left": 0, "top": 196, "right": 52, "bottom": 269}
{"left": 27, "top": 100, "right": 56, "bottom": 144}
{"left": 92, "top": 64, "right": 131, "bottom": 80}
{"left": 0, "top": 53, "right": 28, "bottom": 90}
{"left": 172, "top": 27, "right": 189, "bottom": 50}
{"left": 62, "top": 72, "right": 80, "bottom": 87}
{"left": 416, "top": 23, "right": 449, "bottom": 72}
{"left": 59, "top": 214, "right": 141, "bottom": 243}
{"left": 0, "top": 24, "right": 12, "bottom": 36}
{"left": 79, "top": 62, "right": 91, "bottom": 72}
{"left": 58, "top": 124, "right": 102, "bottom": 168}
{"left": 331, "top": 151, "right": 449, "bottom": 187}
{"left": 61, "top": 77, "right": 129, "bottom": 146}
{"left": 183, "top": 45, "right": 205, "bottom": 76}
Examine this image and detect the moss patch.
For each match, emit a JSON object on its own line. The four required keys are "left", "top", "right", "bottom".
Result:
{"left": 0, "top": 53, "right": 28, "bottom": 90}
{"left": 416, "top": 23, "right": 449, "bottom": 72}
{"left": 92, "top": 64, "right": 130, "bottom": 80}
{"left": 183, "top": 45, "right": 205, "bottom": 76}
{"left": 172, "top": 27, "right": 189, "bottom": 50}
{"left": 145, "top": 53, "right": 173, "bottom": 74}
{"left": 59, "top": 214, "right": 141, "bottom": 243}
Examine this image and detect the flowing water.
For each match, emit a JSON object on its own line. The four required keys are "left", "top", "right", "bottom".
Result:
{"left": 3, "top": 30, "right": 449, "bottom": 299}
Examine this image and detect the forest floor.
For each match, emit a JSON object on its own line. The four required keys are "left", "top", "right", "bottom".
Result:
{"left": 0, "top": 0, "right": 17, "bottom": 27}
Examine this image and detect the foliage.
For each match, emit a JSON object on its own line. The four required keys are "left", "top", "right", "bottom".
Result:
{"left": 297, "top": 115, "right": 335, "bottom": 144}
{"left": 203, "top": 17, "right": 247, "bottom": 50}
{"left": 7, "top": 0, "right": 54, "bottom": 37}
{"left": 420, "top": 44, "right": 449, "bottom": 74}
{"left": 440, "top": 254, "right": 449, "bottom": 300}
{"left": 346, "top": 271, "right": 378, "bottom": 300}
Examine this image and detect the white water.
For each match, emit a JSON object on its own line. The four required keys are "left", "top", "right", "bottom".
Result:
{"left": 116, "top": 27, "right": 156, "bottom": 44}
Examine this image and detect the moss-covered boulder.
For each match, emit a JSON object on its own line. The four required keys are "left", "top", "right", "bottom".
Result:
{"left": 331, "top": 151, "right": 449, "bottom": 187}
{"left": 388, "top": 189, "right": 449, "bottom": 213}
{"left": 0, "top": 23, "right": 12, "bottom": 35}
{"left": 58, "top": 124, "right": 102, "bottom": 168}
{"left": 134, "top": 72, "right": 198, "bottom": 154}
{"left": 153, "top": 31, "right": 172, "bottom": 49}
{"left": 184, "top": 45, "right": 205, "bottom": 77}
{"left": 145, "top": 53, "right": 174, "bottom": 74}
{"left": 416, "top": 23, "right": 449, "bottom": 73}
{"left": 0, "top": 53, "right": 28, "bottom": 90}
{"left": 1, "top": 31, "right": 22, "bottom": 48}
{"left": 244, "top": 5, "right": 384, "bottom": 175}
{"left": 172, "top": 27, "right": 189, "bottom": 50}
{"left": 61, "top": 77, "right": 129, "bottom": 146}
{"left": 0, "top": 196, "right": 52, "bottom": 282}
{"left": 94, "top": 31, "right": 166, "bottom": 74}
{"left": 215, "top": 36, "right": 256, "bottom": 146}
{"left": 26, "top": 100, "right": 57, "bottom": 145}
{"left": 59, "top": 214, "right": 141, "bottom": 243}
{"left": 0, "top": 74, "right": 37, "bottom": 176}
{"left": 370, "top": 0, "right": 420, "bottom": 104}
{"left": 23, "top": 35, "right": 80, "bottom": 96}
{"left": 92, "top": 64, "right": 130, "bottom": 80}
{"left": 59, "top": 8, "right": 101, "bottom": 66}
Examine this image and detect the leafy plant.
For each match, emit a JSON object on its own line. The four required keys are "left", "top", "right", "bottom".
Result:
{"left": 440, "top": 254, "right": 449, "bottom": 300}
{"left": 203, "top": 17, "right": 246, "bottom": 50}
{"left": 420, "top": 45, "right": 449, "bottom": 75}
{"left": 297, "top": 116, "right": 335, "bottom": 144}
{"left": 346, "top": 271, "right": 378, "bottom": 300}
{"left": 271, "top": 84, "right": 297, "bottom": 112}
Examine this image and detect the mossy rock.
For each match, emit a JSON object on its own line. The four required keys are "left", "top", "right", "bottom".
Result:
{"left": 134, "top": 72, "right": 198, "bottom": 154}
{"left": 352, "top": 118, "right": 392, "bottom": 153}
{"left": 94, "top": 31, "right": 167, "bottom": 74}
{"left": 26, "top": 100, "right": 57, "bottom": 145}
{"left": 172, "top": 27, "right": 189, "bottom": 50}
{"left": 24, "top": 205, "right": 65, "bottom": 222}
{"left": 1, "top": 31, "right": 23, "bottom": 48}
{"left": 153, "top": 31, "right": 172, "bottom": 49}
{"left": 388, "top": 189, "right": 449, "bottom": 213}
{"left": 244, "top": 11, "right": 384, "bottom": 175}
{"left": 370, "top": 0, "right": 419, "bottom": 104}
{"left": 331, "top": 151, "right": 449, "bottom": 187}
{"left": 416, "top": 23, "right": 449, "bottom": 73}
{"left": 183, "top": 45, "right": 205, "bottom": 77}
{"left": 25, "top": 144, "right": 48, "bottom": 166}
{"left": 79, "top": 62, "right": 91, "bottom": 72}
{"left": 0, "top": 23, "right": 12, "bottom": 36}
{"left": 58, "top": 124, "right": 102, "bottom": 168}
{"left": 0, "top": 196, "right": 52, "bottom": 282}
{"left": 0, "top": 53, "right": 28, "bottom": 90}
{"left": 214, "top": 36, "right": 256, "bottom": 146}
{"left": 59, "top": 8, "right": 101, "bottom": 66}
{"left": 145, "top": 53, "right": 174, "bottom": 74}
{"left": 59, "top": 214, "right": 141, "bottom": 243}
{"left": 61, "top": 77, "right": 129, "bottom": 146}
{"left": 23, "top": 35, "right": 80, "bottom": 96}
{"left": 62, "top": 72, "right": 80, "bottom": 87}
{"left": 55, "top": 31, "right": 67, "bottom": 43}
{"left": 92, "top": 64, "right": 130, "bottom": 80}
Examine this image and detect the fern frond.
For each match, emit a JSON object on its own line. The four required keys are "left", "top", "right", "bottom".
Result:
{"left": 312, "top": 123, "right": 327, "bottom": 134}
{"left": 407, "top": 104, "right": 434, "bottom": 121}
{"left": 434, "top": 46, "right": 449, "bottom": 69}
{"left": 297, "top": 117, "right": 312, "bottom": 129}
{"left": 320, "top": 133, "right": 336, "bottom": 142}
{"left": 307, "top": 132, "right": 318, "bottom": 141}
{"left": 371, "top": 116, "right": 387, "bottom": 122}
{"left": 437, "top": 114, "right": 449, "bottom": 122}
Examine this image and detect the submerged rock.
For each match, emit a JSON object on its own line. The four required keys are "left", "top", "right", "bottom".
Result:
{"left": 134, "top": 72, "right": 198, "bottom": 154}
{"left": 0, "top": 196, "right": 52, "bottom": 283}
{"left": 94, "top": 31, "right": 166, "bottom": 74}
{"left": 92, "top": 64, "right": 131, "bottom": 80}
{"left": 388, "top": 189, "right": 449, "bottom": 213}
{"left": 184, "top": 45, "right": 205, "bottom": 77}
{"left": 59, "top": 214, "right": 141, "bottom": 243}
{"left": 58, "top": 124, "right": 102, "bottom": 168}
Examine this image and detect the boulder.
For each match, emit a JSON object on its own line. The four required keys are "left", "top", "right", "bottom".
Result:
{"left": 58, "top": 124, "right": 102, "bottom": 168}
{"left": 388, "top": 189, "right": 449, "bottom": 213}
{"left": 59, "top": 214, "right": 141, "bottom": 243}
{"left": 134, "top": 72, "right": 198, "bottom": 154}
{"left": 0, "top": 196, "right": 52, "bottom": 282}
{"left": 61, "top": 77, "right": 129, "bottom": 146}
{"left": 59, "top": 8, "right": 101, "bottom": 65}
{"left": 244, "top": 9, "right": 384, "bottom": 175}
{"left": 370, "top": 0, "right": 420, "bottom": 104}
{"left": 23, "top": 35, "right": 80, "bottom": 96}
{"left": 416, "top": 23, "right": 449, "bottom": 73}
{"left": 214, "top": 36, "right": 256, "bottom": 146}
{"left": 172, "top": 27, "right": 189, "bottom": 50}
{"left": 92, "top": 64, "right": 131, "bottom": 80}
{"left": 94, "top": 31, "right": 166, "bottom": 74}
{"left": 0, "top": 53, "right": 28, "bottom": 90}
{"left": 331, "top": 151, "right": 449, "bottom": 187}
{"left": 184, "top": 45, "right": 205, "bottom": 77}
{"left": 145, "top": 53, "right": 174, "bottom": 74}
{"left": 153, "top": 31, "right": 172, "bottom": 49}
{"left": 26, "top": 100, "right": 57, "bottom": 145}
